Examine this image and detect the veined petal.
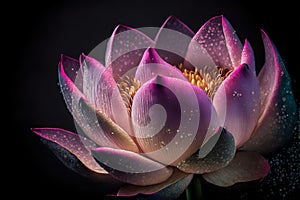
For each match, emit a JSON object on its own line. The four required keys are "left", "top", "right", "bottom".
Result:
{"left": 155, "top": 16, "right": 194, "bottom": 66}
{"left": 202, "top": 151, "right": 270, "bottom": 187}
{"left": 213, "top": 63, "right": 260, "bottom": 147}
{"left": 176, "top": 128, "right": 235, "bottom": 174}
{"left": 32, "top": 128, "right": 107, "bottom": 174}
{"left": 241, "top": 39, "right": 256, "bottom": 74}
{"left": 131, "top": 76, "right": 219, "bottom": 165}
{"left": 80, "top": 54, "right": 132, "bottom": 135}
{"left": 105, "top": 25, "right": 154, "bottom": 80}
{"left": 187, "top": 16, "right": 242, "bottom": 69}
{"left": 59, "top": 57, "right": 139, "bottom": 152}
{"left": 241, "top": 31, "right": 297, "bottom": 154}
{"left": 135, "top": 48, "right": 187, "bottom": 84}
{"left": 79, "top": 98, "right": 139, "bottom": 153}
{"left": 91, "top": 147, "right": 173, "bottom": 186}
{"left": 118, "top": 169, "right": 192, "bottom": 199}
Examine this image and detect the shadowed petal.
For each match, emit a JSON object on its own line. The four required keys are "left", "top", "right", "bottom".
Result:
{"left": 80, "top": 54, "right": 132, "bottom": 135}
{"left": 188, "top": 16, "right": 242, "bottom": 69}
{"left": 132, "top": 76, "right": 220, "bottom": 165}
{"left": 177, "top": 128, "right": 235, "bottom": 174}
{"left": 105, "top": 25, "right": 154, "bottom": 80}
{"left": 118, "top": 169, "right": 193, "bottom": 199}
{"left": 202, "top": 151, "right": 270, "bottom": 187}
{"left": 91, "top": 147, "right": 173, "bottom": 186}
{"left": 32, "top": 128, "right": 107, "bottom": 174}
{"left": 241, "top": 31, "right": 297, "bottom": 154}
{"left": 241, "top": 39, "right": 256, "bottom": 74}
{"left": 155, "top": 16, "right": 195, "bottom": 66}
{"left": 213, "top": 63, "right": 260, "bottom": 147}
{"left": 135, "top": 48, "right": 187, "bottom": 84}
{"left": 60, "top": 54, "right": 83, "bottom": 91}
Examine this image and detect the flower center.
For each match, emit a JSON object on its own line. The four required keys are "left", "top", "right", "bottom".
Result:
{"left": 117, "top": 65, "right": 232, "bottom": 114}
{"left": 177, "top": 64, "right": 232, "bottom": 99}
{"left": 117, "top": 76, "right": 141, "bottom": 115}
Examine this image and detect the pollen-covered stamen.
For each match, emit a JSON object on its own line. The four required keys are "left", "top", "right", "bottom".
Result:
{"left": 178, "top": 64, "right": 233, "bottom": 99}
{"left": 117, "top": 76, "right": 141, "bottom": 114}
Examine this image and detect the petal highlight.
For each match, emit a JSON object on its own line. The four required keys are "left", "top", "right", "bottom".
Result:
{"left": 132, "top": 76, "right": 219, "bottom": 165}
{"left": 213, "top": 63, "right": 260, "bottom": 147}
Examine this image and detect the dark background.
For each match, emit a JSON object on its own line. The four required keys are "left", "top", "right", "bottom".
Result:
{"left": 14, "top": 0, "right": 299, "bottom": 199}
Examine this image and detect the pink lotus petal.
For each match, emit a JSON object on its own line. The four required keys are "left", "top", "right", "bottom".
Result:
{"left": 105, "top": 25, "right": 154, "bottom": 80}
{"left": 135, "top": 48, "right": 187, "bottom": 84}
{"left": 91, "top": 147, "right": 173, "bottom": 186}
{"left": 213, "top": 63, "right": 260, "bottom": 147}
{"left": 32, "top": 128, "right": 107, "bottom": 174}
{"left": 131, "top": 75, "right": 220, "bottom": 165}
{"left": 222, "top": 16, "right": 243, "bottom": 68}
{"left": 177, "top": 127, "right": 235, "bottom": 174}
{"left": 241, "top": 31, "right": 297, "bottom": 154}
{"left": 155, "top": 16, "right": 195, "bottom": 66}
{"left": 80, "top": 54, "right": 132, "bottom": 135}
{"left": 59, "top": 57, "right": 139, "bottom": 152}
{"left": 202, "top": 151, "right": 270, "bottom": 187}
{"left": 187, "top": 16, "right": 242, "bottom": 69}
{"left": 241, "top": 39, "right": 256, "bottom": 74}
{"left": 59, "top": 54, "right": 83, "bottom": 91}
{"left": 79, "top": 98, "right": 139, "bottom": 153}
{"left": 118, "top": 169, "right": 193, "bottom": 197}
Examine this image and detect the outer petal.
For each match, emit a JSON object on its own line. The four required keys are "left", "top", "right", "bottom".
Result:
{"left": 105, "top": 25, "right": 154, "bottom": 80}
{"left": 202, "top": 151, "right": 270, "bottom": 187}
{"left": 59, "top": 56, "right": 139, "bottom": 152}
{"left": 176, "top": 127, "right": 235, "bottom": 174}
{"left": 155, "top": 16, "right": 195, "bottom": 66}
{"left": 80, "top": 54, "right": 132, "bottom": 135}
{"left": 241, "top": 31, "right": 298, "bottom": 154}
{"left": 186, "top": 16, "right": 243, "bottom": 69}
{"left": 132, "top": 76, "right": 220, "bottom": 165}
{"left": 32, "top": 128, "right": 107, "bottom": 174}
{"left": 135, "top": 48, "right": 187, "bottom": 84}
{"left": 91, "top": 147, "right": 173, "bottom": 186}
{"left": 213, "top": 63, "right": 260, "bottom": 147}
{"left": 118, "top": 169, "right": 193, "bottom": 199}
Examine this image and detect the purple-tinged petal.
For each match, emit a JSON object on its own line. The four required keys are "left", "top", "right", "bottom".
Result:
{"left": 32, "top": 128, "right": 107, "bottom": 174}
{"left": 202, "top": 151, "right": 270, "bottom": 187}
{"left": 60, "top": 54, "right": 83, "bottom": 91}
{"left": 118, "top": 169, "right": 193, "bottom": 198}
{"left": 79, "top": 99, "right": 139, "bottom": 153}
{"left": 241, "top": 31, "right": 297, "bottom": 154}
{"left": 59, "top": 57, "right": 139, "bottom": 152}
{"left": 177, "top": 127, "right": 235, "bottom": 174}
{"left": 241, "top": 39, "right": 256, "bottom": 74}
{"left": 155, "top": 16, "right": 194, "bottom": 66}
{"left": 132, "top": 75, "right": 220, "bottom": 165}
{"left": 91, "top": 147, "right": 173, "bottom": 186}
{"left": 135, "top": 48, "right": 187, "bottom": 84}
{"left": 80, "top": 54, "right": 132, "bottom": 135}
{"left": 186, "top": 16, "right": 242, "bottom": 69}
{"left": 105, "top": 25, "right": 154, "bottom": 80}
{"left": 213, "top": 63, "right": 260, "bottom": 148}
{"left": 222, "top": 16, "right": 243, "bottom": 68}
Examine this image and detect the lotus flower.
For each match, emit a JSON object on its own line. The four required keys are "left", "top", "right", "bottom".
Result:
{"left": 32, "top": 15, "right": 297, "bottom": 199}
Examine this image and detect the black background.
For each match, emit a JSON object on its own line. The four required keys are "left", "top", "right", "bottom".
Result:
{"left": 14, "top": 0, "right": 299, "bottom": 199}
